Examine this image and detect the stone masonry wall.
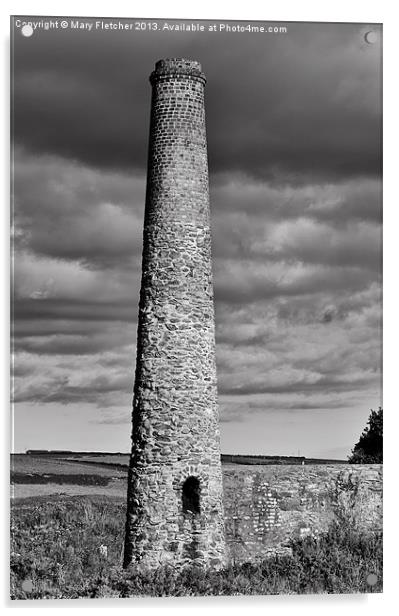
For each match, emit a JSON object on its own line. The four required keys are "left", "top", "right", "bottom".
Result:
{"left": 222, "top": 464, "right": 382, "bottom": 564}
{"left": 124, "top": 59, "right": 226, "bottom": 570}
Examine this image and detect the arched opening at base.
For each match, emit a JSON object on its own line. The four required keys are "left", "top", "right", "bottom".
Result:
{"left": 182, "top": 476, "right": 201, "bottom": 514}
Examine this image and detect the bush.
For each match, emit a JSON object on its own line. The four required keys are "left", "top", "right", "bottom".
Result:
{"left": 348, "top": 407, "right": 383, "bottom": 464}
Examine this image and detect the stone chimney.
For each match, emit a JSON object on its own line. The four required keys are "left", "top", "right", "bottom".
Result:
{"left": 123, "top": 58, "right": 226, "bottom": 570}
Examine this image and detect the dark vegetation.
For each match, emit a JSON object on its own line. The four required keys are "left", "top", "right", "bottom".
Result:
{"left": 11, "top": 473, "right": 111, "bottom": 486}
{"left": 20, "top": 452, "right": 348, "bottom": 467}
{"left": 222, "top": 455, "right": 347, "bottom": 465}
{"left": 10, "top": 495, "right": 382, "bottom": 599}
{"left": 348, "top": 408, "right": 383, "bottom": 464}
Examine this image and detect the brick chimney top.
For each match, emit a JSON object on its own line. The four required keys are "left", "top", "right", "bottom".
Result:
{"left": 150, "top": 58, "right": 206, "bottom": 85}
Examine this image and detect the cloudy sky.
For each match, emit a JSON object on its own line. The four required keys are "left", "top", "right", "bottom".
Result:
{"left": 11, "top": 17, "right": 382, "bottom": 458}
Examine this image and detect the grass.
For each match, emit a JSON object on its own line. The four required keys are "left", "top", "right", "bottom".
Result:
{"left": 10, "top": 495, "right": 382, "bottom": 599}
{"left": 10, "top": 454, "right": 126, "bottom": 478}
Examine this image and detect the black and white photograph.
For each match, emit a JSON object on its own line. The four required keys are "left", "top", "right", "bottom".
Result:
{"left": 10, "top": 12, "right": 383, "bottom": 600}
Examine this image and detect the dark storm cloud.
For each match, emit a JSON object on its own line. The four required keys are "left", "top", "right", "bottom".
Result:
{"left": 218, "top": 395, "right": 363, "bottom": 423}
{"left": 13, "top": 149, "right": 145, "bottom": 268}
{"left": 12, "top": 20, "right": 381, "bottom": 182}
{"left": 218, "top": 373, "right": 376, "bottom": 396}
{"left": 210, "top": 177, "right": 382, "bottom": 225}
{"left": 213, "top": 261, "right": 376, "bottom": 305}
{"left": 13, "top": 371, "right": 132, "bottom": 405}
{"left": 11, "top": 19, "right": 382, "bottom": 439}
{"left": 271, "top": 282, "right": 381, "bottom": 326}
{"left": 214, "top": 286, "right": 380, "bottom": 343}
{"left": 12, "top": 362, "right": 34, "bottom": 377}
{"left": 12, "top": 318, "right": 135, "bottom": 366}
{"left": 13, "top": 332, "right": 134, "bottom": 356}
{"left": 14, "top": 149, "right": 381, "bottom": 274}
{"left": 12, "top": 243, "right": 142, "bottom": 327}
{"left": 12, "top": 318, "right": 114, "bottom": 338}
{"left": 212, "top": 210, "right": 381, "bottom": 273}
{"left": 13, "top": 297, "right": 137, "bottom": 322}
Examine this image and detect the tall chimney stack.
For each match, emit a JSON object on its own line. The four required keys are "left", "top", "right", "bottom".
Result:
{"left": 123, "top": 58, "right": 226, "bottom": 570}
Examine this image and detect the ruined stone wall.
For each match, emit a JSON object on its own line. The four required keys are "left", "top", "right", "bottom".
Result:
{"left": 222, "top": 464, "right": 382, "bottom": 564}
{"left": 124, "top": 59, "right": 226, "bottom": 570}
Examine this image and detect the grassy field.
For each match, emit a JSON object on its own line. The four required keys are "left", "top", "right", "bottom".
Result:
{"left": 10, "top": 494, "right": 382, "bottom": 599}
{"left": 10, "top": 454, "right": 382, "bottom": 598}
{"left": 11, "top": 454, "right": 128, "bottom": 476}
{"left": 10, "top": 454, "right": 127, "bottom": 499}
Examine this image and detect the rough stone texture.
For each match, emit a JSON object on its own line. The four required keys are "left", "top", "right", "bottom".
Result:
{"left": 222, "top": 464, "right": 382, "bottom": 564}
{"left": 123, "top": 59, "right": 226, "bottom": 570}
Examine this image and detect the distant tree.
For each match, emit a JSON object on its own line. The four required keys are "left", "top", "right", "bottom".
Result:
{"left": 348, "top": 407, "right": 383, "bottom": 464}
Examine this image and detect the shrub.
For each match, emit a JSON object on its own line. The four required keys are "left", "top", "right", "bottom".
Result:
{"left": 348, "top": 407, "right": 383, "bottom": 464}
